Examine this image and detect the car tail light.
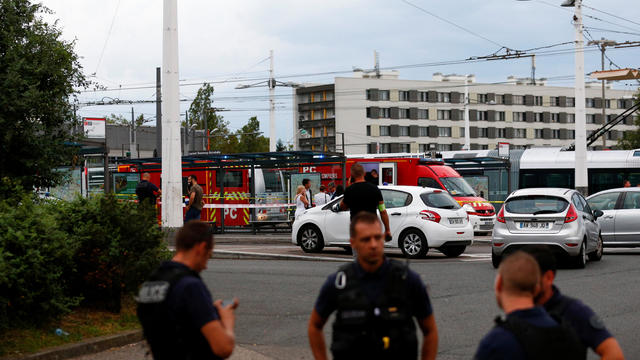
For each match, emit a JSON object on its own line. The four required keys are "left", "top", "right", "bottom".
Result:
{"left": 496, "top": 206, "right": 505, "bottom": 223}
{"left": 420, "top": 210, "right": 441, "bottom": 223}
{"left": 564, "top": 204, "right": 578, "bottom": 223}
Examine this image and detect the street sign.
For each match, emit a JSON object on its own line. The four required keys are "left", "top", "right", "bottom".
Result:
{"left": 498, "top": 142, "right": 510, "bottom": 158}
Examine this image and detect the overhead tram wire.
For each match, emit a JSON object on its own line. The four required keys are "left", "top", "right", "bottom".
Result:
{"left": 584, "top": 27, "right": 640, "bottom": 37}
{"left": 534, "top": 0, "right": 640, "bottom": 34}
{"left": 93, "top": 0, "right": 122, "bottom": 77}
{"left": 581, "top": 4, "right": 640, "bottom": 29}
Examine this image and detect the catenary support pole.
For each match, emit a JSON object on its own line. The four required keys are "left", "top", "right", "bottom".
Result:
{"left": 269, "top": 50, "right": 276, "bottom": 152}
{"left": 156, "top": 67, "right": 162, "bottom": 157}
{"left": 464, "top": 76, "right": 470, "bottom": 151}
{"left": 573, "top": 0, "right": 588, "bottom": 195}
{"left": 161, "top": 0, "right": 183, "bottom": 228}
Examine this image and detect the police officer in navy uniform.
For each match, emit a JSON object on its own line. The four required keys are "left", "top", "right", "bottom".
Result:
{"left": 308, "top": 211, "right": 438, "bottom": 360}
{"left": 137, "top": 221, "right": 238, "bottom": 359}
{"left": 475, "top": 251, "right": 585, "bottom": 360}
{"left": 525, "top": 246, "right": 625, "bottom": 360}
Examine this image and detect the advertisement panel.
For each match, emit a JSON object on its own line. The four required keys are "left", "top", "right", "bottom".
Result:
{"left": 113, "top": 173, "right": 139, "bottom": 199}
{"left": 83, "top": 117, "right": 106, "bottom": 139}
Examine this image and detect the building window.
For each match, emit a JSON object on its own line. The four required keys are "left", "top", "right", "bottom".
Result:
{"left": 480, "top": 145, "right": 489, "bottom": 150}
{"left": 437, "top": 92, "right": 451, "bottom": 103}
{"left": 399, "top": 126, "right": 410, "bottom": 136}
{"left": 605, "top": 99, "right": 611, "bottom": 108}
{"left": 495, "top": 111, "right": 505, "bottom": 121}
{"left": 379, "top": 90, "right": 390, "bottom": 101}
{"left": 437, "top": 110, "right": 451, "bottom": 120}
{"left": 550, "top": 96, "right": 557, "bottom": 106}
{"left": 567, "top": 97, "right": 575, "bottom": 107}
{"left": 419, "top": 127, "right": 429, "bottom": 136}
{"left": 417, "top": 109, "right": 428, "bottom": 119}
{"left": 586, "top": 114, "right": 596, "bottom": 124}
{"left": 552, "top": 130, "right": 560, "bottom": 139}
{"left": 567, "top": 114, "right": 575, "bottom": 123}
{"left": 586, "top": 98, "right": 595, "bottom": 108}
{"left": 618, "top": 99, "right": 625, "bottom": 108}
{"left": 515, "top": 129, "right": 527, "bottom": 138}
{"left": 380, "top": 108, "right": 391, "bottom": 118}
{"left": 535, "top": 113, "right": 543, "bottom": 122}
{"left": 438, "top": 127, "right": 451, "bottom": 137}
{"left": 436, "top": 144, "right": 452, "bottom": 151}
{"left": 460, "top": 127, "right": 465, "bottom": 137}
{"left": 399, "top": 108, "right": 409, "bottom": 118}
{"left": 380, "top": 143, "right": 390, "bottom": 153}
{"left": 497, "top": 128, "right": 506, "bottom": 138}
{"left": 419, "top": 144, "right": 429, "bottom": 152}
{"left": 495, "top": 94, "right": 504, "bottom": 104}
{"left": 478, "top": 128, "right": 488, "bottom": 137}
{"left": 478, "top": 94, "right": 487, "bottom": 104}
{"left": 400, "top": 144, "right": 410, "bottom": 152}
{"left": 366, "top": 125, "right": 371, "bottom": 136}
{"left": 513, "top": 112, "right": 525, "bottom": 122}
{"left": 551, "top": 113, "right": 559, "bottom": 123}
{"left": 419, "top": 92, "right": 428, "bottom": 102}
{"left": 535, "top": 129, "right": 543, "bottom": 138}
{"left": 399, "top": 91, "right": 410, "bottom": 101}
{"left": 534, "top": 96, "right": 543, "bottom": 106}
{"left": 380, "top": 126, "right": 390, "bottom": 136}
{"left": 476, "top": 111, "right": 488, "bottom": 121}
{"left": 513, "top": 96, "right": 525, "bottom": 105}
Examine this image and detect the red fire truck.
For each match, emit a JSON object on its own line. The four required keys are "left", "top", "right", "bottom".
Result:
{"left": 300, "top": 155, "right": 496, "bottom": 233}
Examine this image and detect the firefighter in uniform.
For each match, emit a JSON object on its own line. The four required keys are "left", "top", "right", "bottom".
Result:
{"left": 137, "top": 221, "right": 238, "bottom": 359}
{"left": 308, "top": 211, "right": 438, "bottom": 360}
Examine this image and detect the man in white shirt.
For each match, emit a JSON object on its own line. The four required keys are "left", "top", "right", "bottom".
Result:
{"left": 314, "top": 185, "right": 331, "bottom": 207}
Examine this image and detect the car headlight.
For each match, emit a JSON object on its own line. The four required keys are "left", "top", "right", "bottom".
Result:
{"left": 463, "top": 204, "right": 475, "bottom": 213}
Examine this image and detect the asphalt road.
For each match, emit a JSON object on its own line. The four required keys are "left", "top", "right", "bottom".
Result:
{"left": 74, "top": 243, "right": 640, "bottom": 359}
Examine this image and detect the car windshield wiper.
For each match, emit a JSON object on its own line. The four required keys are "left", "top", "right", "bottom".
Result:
{"left": 532, "top": 210, "right": 559, "bottom": 215}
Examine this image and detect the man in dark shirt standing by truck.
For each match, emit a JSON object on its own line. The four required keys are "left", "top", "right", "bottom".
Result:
{"left": 185, "top": 175, "right": 204, "bottom": 223}
{"left": 340, "top": 163, "right": 391, "bottom": 243}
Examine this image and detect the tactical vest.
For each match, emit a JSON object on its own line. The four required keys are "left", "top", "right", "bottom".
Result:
{"left": 331, "top": 260, "right": 418, "bottom": 360}
{"left": 136, "top": 265, "right": 199, "bottom": 360}
{"left": 495, "top": 311, "right": 586, "bottom": 360}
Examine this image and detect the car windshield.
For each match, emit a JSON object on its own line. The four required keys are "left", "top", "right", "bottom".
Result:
{"left": 505, "top": 195, "right": 569, "bottom": 214}
{"left": 440, "top": 177, "right": 476, "bottom": 197}
{"left": 420, "top": 192, "right": 461, "bottom": 210}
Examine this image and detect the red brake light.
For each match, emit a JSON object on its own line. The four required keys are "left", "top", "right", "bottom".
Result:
{"left": 564, "top": 204, "right": 578, "bottom": 223}
{"left": 496, "top": 206, "right": 505, "bottom": 223}
{"left": 420, "top": 210, "right": 441, "bottom": 223}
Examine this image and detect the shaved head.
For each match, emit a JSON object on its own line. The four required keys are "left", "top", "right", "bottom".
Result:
{"left": 498, "top": 251, "right": 541, "bottom": 297}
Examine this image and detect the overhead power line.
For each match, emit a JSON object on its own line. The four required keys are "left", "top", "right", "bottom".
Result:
{"left": 93, "top": 0, "right": 122, "bottom": 76}
{"left": 584, "top": 26, "right": 640, "bottom": 37}
{"left": 581, "top": 4, "right": 640, "bottom": 28}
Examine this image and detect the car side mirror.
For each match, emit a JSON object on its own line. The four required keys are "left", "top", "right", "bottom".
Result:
{"left": 593, "top": 209, "right": 604, "bottom": 219}
{"left": 331, "top": 202, "right": 341, "bottom": 213}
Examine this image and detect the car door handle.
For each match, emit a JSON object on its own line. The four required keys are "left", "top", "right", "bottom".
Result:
{"left": 391, "top": 212, "right": 402, "bottom": 216}
{"left": 604, "top": 215, "right": 614, "bottom": 219}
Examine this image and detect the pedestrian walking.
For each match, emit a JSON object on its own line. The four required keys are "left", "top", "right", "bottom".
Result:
{"left": 474, "top": 251, "right": 584, "bottom": 360}
{"left": 302, "top": 178, "right": 313, "bottom": 208}
{"left": 313, "top": 185, "right": 330, "bottom": 207}
{"left": 525, "top": 245, "right": 625, "bottom": 360}
{"left": 294, "top": 185, "right": 310, "bottom": 219}
{"left": 184, "top": 174, "right": 204, "bottom": 223}
{"left": 137, "top": 221, "right": 238, "bottom": 359}
{"left": 136, "top": 172, "right": 161, "bottom": 206}
{"left": 308, "top": 212, "right": 438, "bottom": 360}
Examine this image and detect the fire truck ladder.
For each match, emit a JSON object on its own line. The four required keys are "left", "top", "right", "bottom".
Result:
{"left": 566, "top": 101, "right": 640, "bottom": 151}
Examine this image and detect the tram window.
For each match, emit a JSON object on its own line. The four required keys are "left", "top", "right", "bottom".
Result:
{"left": 218, "top": 171, "right": 243, "bottom": 188}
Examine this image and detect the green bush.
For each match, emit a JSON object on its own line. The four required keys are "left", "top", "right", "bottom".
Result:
{"left": 57, "top": 194, "right": 170, "bottom": 312}
{"left": 0, "top": 189, "right": 80, "bottom": 331}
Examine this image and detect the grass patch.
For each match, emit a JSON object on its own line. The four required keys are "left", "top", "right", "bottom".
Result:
{"left": 0, "top": 297, "right": 140, "bottom": 357}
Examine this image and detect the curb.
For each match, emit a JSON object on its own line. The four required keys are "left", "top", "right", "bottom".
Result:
{"left": 2, "top": 330, "right": 143, "bottom": 360}
{"left": 213, "top": 250, "right": 351, "bottom": 262}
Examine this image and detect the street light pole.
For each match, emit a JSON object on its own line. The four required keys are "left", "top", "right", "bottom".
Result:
{"left": 269, "top": 50, "right": 276, "bottom": 152}
{"left": 463, "top": 75, "right": 471, "bottom": 150}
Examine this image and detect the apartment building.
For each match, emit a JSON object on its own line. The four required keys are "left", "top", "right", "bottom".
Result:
{"left": 293, "top": 71, "right": 638, "bottom": 154}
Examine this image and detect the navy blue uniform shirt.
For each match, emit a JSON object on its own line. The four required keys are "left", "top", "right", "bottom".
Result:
{"left": 164, "top": 261, "right": 221, "bottom": 360}
{"left": 474, "top": 307, "right": 558, "bottom": 360}
{"left": 544, "top": 285, "right": 612, "bottom": 351}
{"left": 314, "top": 258, "right": 433, "bottom": 320}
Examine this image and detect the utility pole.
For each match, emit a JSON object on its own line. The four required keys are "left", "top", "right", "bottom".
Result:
{"left": 130, "top": 107, "right": 137, "bottom": 158}
{"left": 463, "top": 75, "right": 470, "bottom": 151}
{"left": 565, "top": 0, "right": 588, "bottom": 195}
{"left": 531, "top": 55, "right": 536, "bottom": 85}
{"left": 374, "top": 50, "right": 380, "bottom": 79}
{"left": 588, "top": 38, "right": 616, "bottom": 148}
{"left": 269, "top": 50, "right": 276, "bottom": 152}
{"left": 161, "top": 0, "right": 183, "bottom": 228}
{"left": 156, "top": 67, "right": 162, "bottom": 157}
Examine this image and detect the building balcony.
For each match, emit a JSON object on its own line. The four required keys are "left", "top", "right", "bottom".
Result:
{"left": 298, "top": 101, "right": 335, "bottom": 111}
{"left": 298, "top": 118, "right": 335, "bottom": 128}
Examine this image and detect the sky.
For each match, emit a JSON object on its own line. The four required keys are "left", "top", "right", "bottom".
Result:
{"left": 39, "top": 0, "right": 640, "bottom": 146}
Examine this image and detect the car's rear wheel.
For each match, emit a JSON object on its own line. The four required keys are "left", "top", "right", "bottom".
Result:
{"left": 491, "top": 252, "right": 501, "bottom": 269}
{"left": 399, "top": 229, "right": 428, "bottom": 259}
{"left": 297, "top": 224, "right": 324, "bottom": 253}
{"left": 573, "top": 240, "right": 587, "bottom": 269}
{"left": 588, "top": 234, "right": 603, "bottom": 262}
{"left": 438, "top": 245, "right": 466, "bottom": 258}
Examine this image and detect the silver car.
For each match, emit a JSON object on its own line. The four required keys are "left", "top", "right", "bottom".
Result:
{"left": 587, "top": 187, "right": 640, "bottom": 247}
{"left": 492, "top": 188, "right": 604, "bottom": 269}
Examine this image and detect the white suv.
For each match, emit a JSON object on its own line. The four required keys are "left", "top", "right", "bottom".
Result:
{"left": 292, "top": 185, "right": 473, "bottom": 258}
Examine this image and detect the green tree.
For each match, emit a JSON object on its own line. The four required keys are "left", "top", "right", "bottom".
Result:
{"left": 617, "top": 90, "right": 640, "bottom": 150}
{"left": 0, "top": 0, "right": 87, "bottom": 192}
{"left": 187, "top": 83, "right": 230, "bottom": 151}
{"left": 106, "top": 113, "right": 146, "bottom": 127}
{"left": 276, "top": 139, "right": 286, "bottom": 152}
{"left": 236, "top": 116, "right": 268, "bottom": 153}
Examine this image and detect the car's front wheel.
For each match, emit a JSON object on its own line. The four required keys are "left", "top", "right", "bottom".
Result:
{"left": 438, "top": 245, "right": 466, "bottom": 258}
{"left": 588, "top": 234, "right": 603, "bottom": 262}
{"left": 573, "top": 240, "right": 587, "bottom": 269}
{"left": 297, "top": 224, "right": 324, "bottom": 253}
{"left": 399, "top": 229, "right": 428, "bottom": 259}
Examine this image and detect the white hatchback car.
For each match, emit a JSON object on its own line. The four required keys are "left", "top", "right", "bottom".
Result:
{"left": 291, "top": 185, "right": 474, "bottom": 258}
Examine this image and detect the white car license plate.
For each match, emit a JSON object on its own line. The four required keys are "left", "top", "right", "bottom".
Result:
{"left": 449, "top": 218, "right": 463, "bottom": 225}
{"left": 519, "top": 222, "right": 551, "bottom": 230}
